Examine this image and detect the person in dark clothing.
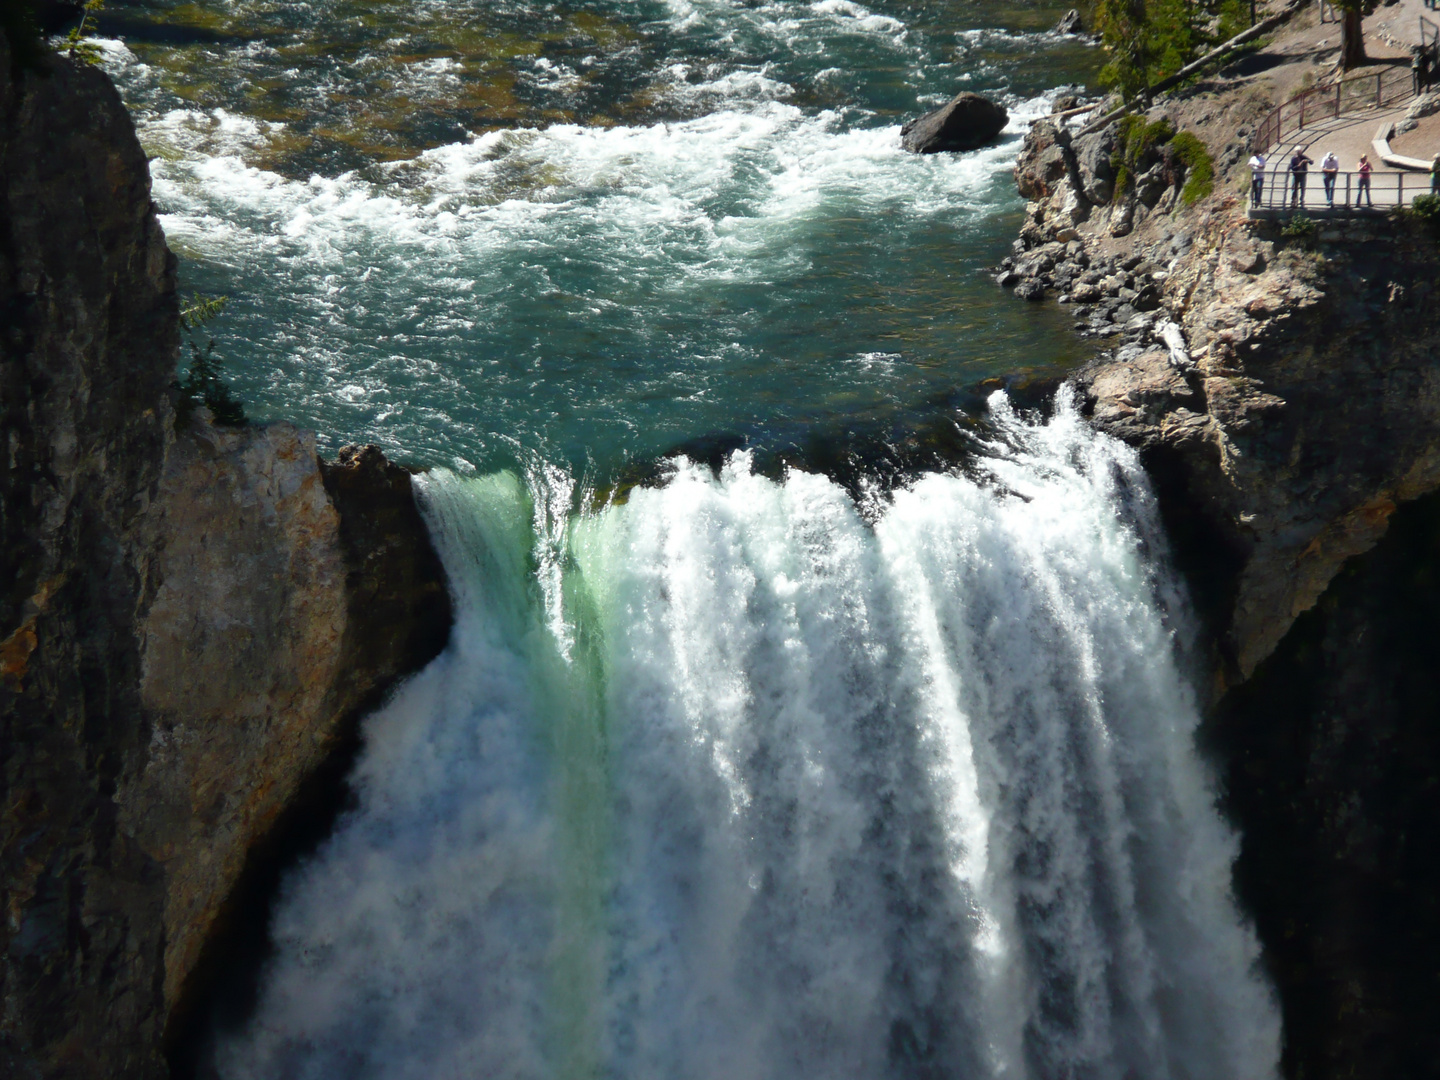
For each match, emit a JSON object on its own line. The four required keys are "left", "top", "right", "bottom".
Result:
{"left": 1289, "top": 146, "right": 1313, "bottom": 208}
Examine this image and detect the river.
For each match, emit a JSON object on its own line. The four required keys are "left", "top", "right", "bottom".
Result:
{"left": 95, "top": 2, "right": 1280, "bottom": 1077}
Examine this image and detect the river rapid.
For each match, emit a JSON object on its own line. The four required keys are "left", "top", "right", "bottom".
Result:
{"left": 93, "top": 2, "right": 1280, "bottom": 1077}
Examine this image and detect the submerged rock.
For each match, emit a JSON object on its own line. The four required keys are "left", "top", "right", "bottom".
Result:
{"left": 900, "top": 91, "right": 1009, "bottom": 154}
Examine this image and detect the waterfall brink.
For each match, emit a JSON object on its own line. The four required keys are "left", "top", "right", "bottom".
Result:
{"left": 219, "top": 391, "right": 1279, "bottom": 1080}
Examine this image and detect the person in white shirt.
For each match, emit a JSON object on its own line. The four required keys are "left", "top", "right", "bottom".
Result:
{"left": 1248, "top": 152, "right": 1267, "bottom": 206}
{"left": 1320, "top": 151, "right": 1340, "bottom": 206}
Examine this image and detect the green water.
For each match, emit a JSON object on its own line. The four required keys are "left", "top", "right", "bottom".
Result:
{"left": 99, "top": 0, "right": 1101, "bottom": 479}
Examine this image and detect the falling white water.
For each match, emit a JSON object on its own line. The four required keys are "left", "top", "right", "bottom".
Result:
{"left": 219, "top": 391, "right": 1279, "bottom": 1080}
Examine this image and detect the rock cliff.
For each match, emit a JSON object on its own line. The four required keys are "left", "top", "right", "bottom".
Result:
{"left": 1210, "top": 490, "right": 1440, "bottom": 1080}
{"left": 1009, "top": 70, "right": 1440, "bottom": 1080}
{"left": 0, "top": 31, "right": 451, "bottom": 1080}
{"left": 1011, "top": 107, "right": 1440, "bottom": 683}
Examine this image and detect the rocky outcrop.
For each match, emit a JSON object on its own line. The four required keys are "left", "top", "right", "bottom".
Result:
{"left": 0, "top": 31, "right": 452, "bottom": 1080}
{"left": 900, "top": 91, "right": 1008, "bottom": 154}
{"left": 1053, "top": 8, "right": 1085, "bottom": 36}
{"left": 1, "top": 31, "right": 179, "bottom": 1080}
{"left": 1005, "top": 92, "right": 1440, "bottom": 683}
{"left": 1208, "top": 490, "right": 1440, "bottom": 1080}
{"left": 124, "top": 422, "right": 450, "bottom": 1031}
{"left": 1009, "top": 80, "right": 1440, "bottom": 1080}
{"left": 1077, "top": 210, "right": 1440, "bottom": 680}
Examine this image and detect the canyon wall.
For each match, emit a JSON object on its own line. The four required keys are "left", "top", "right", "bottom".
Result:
{"left": 1012, "top": 92, "right": 1440, "bottom": 1080}
{"left": 0, "top": 33, "right": 450, "bottom": 1079}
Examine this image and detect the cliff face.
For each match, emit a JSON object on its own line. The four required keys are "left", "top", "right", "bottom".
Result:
{"left": 1085, "top": 211, "right": 1440, "bottom": 680}
{"left": 1210, "top": 490, "right": 1440, "bottom": 1080}
{"left": 0, "top": 34, "right": 451, "bottom": 1080}
{"left": 1013, "top": 115, "right": 1440, "bottom": 683}
{"left": 1012, "top": 86, "right": 1440, "bottom": 1080}
{"left": 0, "top": 32, "right": 179, "bottom": 1080}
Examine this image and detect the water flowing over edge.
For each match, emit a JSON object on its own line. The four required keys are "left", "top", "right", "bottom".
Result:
{"left": 215, "top": 390, "right": 1280, "bottom": 1080}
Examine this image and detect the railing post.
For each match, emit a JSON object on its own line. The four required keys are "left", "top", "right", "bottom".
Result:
{"left": 1346, "top": 171, "right": 1351, "bottom": 206}
{"left": 1400, "top": 170, "right": 1405, "bottom": 205}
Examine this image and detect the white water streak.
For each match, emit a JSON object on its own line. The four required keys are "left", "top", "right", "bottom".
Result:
{"left": 220, "top": 393, "right": 1279, "bottom": 1080}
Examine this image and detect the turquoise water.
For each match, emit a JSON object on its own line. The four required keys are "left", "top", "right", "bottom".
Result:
{"left": 88, "top": 11, "right": 1291, "bottom": 1078}
{"left": 99, "top": 0, "right": 1100, "bottom": 479}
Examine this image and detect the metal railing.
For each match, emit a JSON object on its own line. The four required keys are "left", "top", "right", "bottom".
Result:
{"left": 1250, "top": 168, "right": 1438, "bottom": 211}
{"left": 1252, "top": 64, "right": 1414, "bottom": 153}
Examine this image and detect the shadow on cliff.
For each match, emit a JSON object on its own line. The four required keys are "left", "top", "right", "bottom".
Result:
{"left": 166, "top": 448, "right": 453, "bottom": 1080}
{"left": 1204, "top": 490, "right": 1440, "bottom": 1080}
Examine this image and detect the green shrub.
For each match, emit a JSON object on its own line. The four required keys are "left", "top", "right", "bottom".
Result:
{"left": 1112, "top": 115, "right": 1176, "bottom": 194}
{"left": 1111, "top": 117, "right": 1211, "bottom": 203}
{"left": 1170, "top": 131, "right": 1214, "bottom": 203}
{"left": 63, "top": 0, "right": 106, "bottom": 67}
{"left": 1280, "top": 213, "right": 1318, "bottom": 245}
{"left": 1402, "top": 193, "right": 1440, "bottom": 237}
{"left": 176, "top": 294, "right": 247, "bottom": 428}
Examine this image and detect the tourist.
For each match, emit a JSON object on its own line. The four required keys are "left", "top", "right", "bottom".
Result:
{"left": 1321, "top": 151, "right": 1339, "bottom": 206}
{"left": 1431, "top": 153, "right": 1440, "bottom": 195}
{"left": 1289, "top": 146, "right": 1312, "bottom": 207}
{"left": 1249, "top": 151, "right": 1267, "bottom": 205}
{"left": 1357, "top": 153, "right": 1373, "bottom": 207}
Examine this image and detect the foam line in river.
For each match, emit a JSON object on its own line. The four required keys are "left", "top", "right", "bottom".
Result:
{"left": 103, "top": 11, "right": 1072, "bottom": 471}
{"left": 217, "top": 392, "right": 1280, "bottom": 1080}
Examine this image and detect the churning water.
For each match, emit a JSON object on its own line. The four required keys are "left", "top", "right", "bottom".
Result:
{"left": 92, "top": 1, "right": 1280, "bottom": 1075}
{"left": 216, "top": 393, "right": 1278, "bottom": 1079}
{"left": 101, "top": 0, "right": 1098, "bottom": 475}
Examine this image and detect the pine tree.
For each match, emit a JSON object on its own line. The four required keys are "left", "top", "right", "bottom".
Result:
{"left": 176, "top": 295, "right": 247, "bottom": 427}
{"left": 1095, "top": 0, "right": 1261, "bottom": 96}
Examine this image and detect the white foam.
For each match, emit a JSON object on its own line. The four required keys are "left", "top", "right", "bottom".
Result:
{"left": 219, "top": 392, "right": 1280, "bottom": 1080}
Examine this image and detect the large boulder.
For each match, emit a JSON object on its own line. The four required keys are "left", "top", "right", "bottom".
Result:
{"left": 901, "top": 91, "right": 1009, "bottom": 154}
{"left": 1014, "top": 118, "right": 1071, "bottom": 199}
{"left": 1072, "top": 127, "right": 1117, "bottom": 204}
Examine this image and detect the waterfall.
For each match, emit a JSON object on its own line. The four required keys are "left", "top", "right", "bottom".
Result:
{"left": 218, "top": 391, "right": 1279, "bottom": 1080}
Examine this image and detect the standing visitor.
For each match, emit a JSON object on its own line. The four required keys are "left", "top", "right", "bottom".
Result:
{"left": 1249, "top": 152, "right": 1267, "bottom": 205}
{"left": 1357, "top": 153, "right": 1373, "bottom": 207}
{"left": 1289, "top": 146, "right": 1313, "bottom": 208}
{"left": 1321, "top": 151, "right": 1339, "bottom": 206}
{"left": 1431, "top": 153, "right": 1440, "bottom": 195}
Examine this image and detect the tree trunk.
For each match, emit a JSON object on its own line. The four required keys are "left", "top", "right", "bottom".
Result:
{"left": 1340, "top": 7, "right": 1366, "bottom": 70}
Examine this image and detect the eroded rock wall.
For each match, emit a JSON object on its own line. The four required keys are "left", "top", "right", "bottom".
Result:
{"left": 0, "top": 33, "right": 451, "bottom": 1079}
{"left": 1083, "top": 211, "right": 1440, "bottom": 680}
{"left": 1012, "top": 90, "right": 1440, "bottom": 1080}
{"left": 0, "top": 32, "right": 178, "bottom": 1080}
{"left": 1208, "top": 490, "right": 1440, "bottom": 1080}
